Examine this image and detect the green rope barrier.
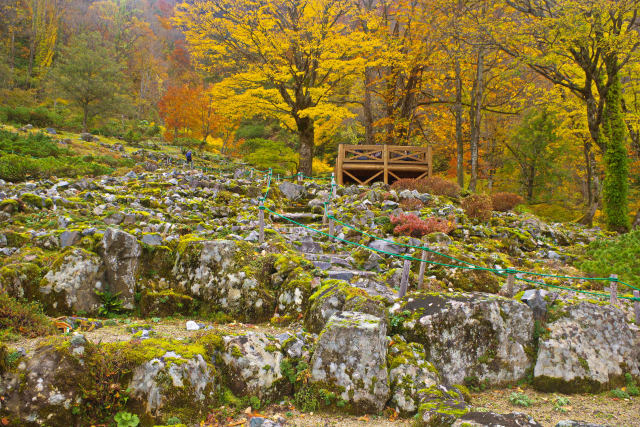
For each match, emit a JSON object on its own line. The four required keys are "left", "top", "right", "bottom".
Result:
{"left": 262, "top": 206, "right": 640, "bottom": 301}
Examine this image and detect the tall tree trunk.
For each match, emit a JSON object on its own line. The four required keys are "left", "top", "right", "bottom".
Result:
{"left": 82, "top": 105, "right": 88, "bottom": 133}
{"left": 454, "top": 57, "right": 464, "bottom": 188}
{"left": 298, "top": 117, "right": 314, "bottom": 176}
{"left": 363, "top": 67, "right": 375, "bottom": 145}
{"left": 468, "top": 48, "right": 485, "bottom": 192}
{"left": 584, "top": 139, "right": 593, "bottom": 207}
{"left": 526, "top": 165, "right": 535, "bottom": 201}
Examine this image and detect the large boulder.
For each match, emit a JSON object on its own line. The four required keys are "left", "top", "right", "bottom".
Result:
{"left": 453, "top": 412, "right": 542, "bottom": 426}
{"left": 128, "top": 353, "right": 215, "bottom": 418}
{"left": 0, "top": 343, "right": 85, "bottom": 426}
{"left": 533, "top": 302, "right": 640, "bottom": 393}
{"left": 310, "top": 311, "right": 390, "bottom": 414}
{"left": 414, "top": 384, "right": 471, "bottom": 426}
{"left": 102, "top": 228, "right": 141, "bottom": 309}
{"left": 304, "top": 280, "right": 387, "bottom": 333}
{"left": 219, "top": 333, "right": 288, "bottom": 400}
{"left": 40, "top": 248, "right": 103, "bottom": 314}
{"left": 388, "top": 335, "right": 440, "bottom": 415}
{"left": 278, "top": 181, "right": 305, "bottom": 201}
{"left": 395, "top": 292, "right": 534, "bottom": 386}
{"left": 172, "top": 239, "right": 275, "bottom": 322}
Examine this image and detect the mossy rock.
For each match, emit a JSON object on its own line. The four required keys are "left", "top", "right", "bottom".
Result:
{"left": 0, "top": 198, "right": 22, "bottom": 214}
{"left": 140, "top": 290, "right": 194, "bottom": 317}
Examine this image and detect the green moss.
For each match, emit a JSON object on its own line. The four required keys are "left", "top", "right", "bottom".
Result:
{"left": 19, "top": 193, "right": 44, "bottom": 208}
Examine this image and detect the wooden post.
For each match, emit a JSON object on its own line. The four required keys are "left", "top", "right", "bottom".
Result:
{"left": 336, "top": 144, "right": 345, "bottom": 186}
{"left": 323, "top": 202, "right": 328, "bottom": 225}
{"left": 383, "top": 144, "right": 389, "bottom": 185}
{"left": 250, "top": 169, "right": 254, "bottom": 179}
{"left": 504, "top": 273, "right": 515, "bottom": 297}
{"left": 328, "top": 214, "right": 334, "bottom": 238}
{"left": 427, "top": 145, "right": 433, "bottom": 178}
{"left": 417, "top": 249, "right": 428, "bottom": 289}
{"left": 331, "top": 173, "right": 337, "bottom": 197}
{"left": 399, "top": 259, "right": 411, "bottom": 298}
{"left": 258, "top": 201, "right": 265, "bottom": 244}
{"left": 297, "top": 172, "right": 302, "bottom": 183}
{"left": 609, "top": 274, "right": 618, "bottom": 305}
{"left": 634, "top": 290, "right": 640, "bottom": 325}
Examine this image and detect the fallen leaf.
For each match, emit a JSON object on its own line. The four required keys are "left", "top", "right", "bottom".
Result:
{"left": 228, "top": 419, "right": 246, "bottom": 426}
{"left": 2, "top": 418, "right": 9, "bottom": 426}
{"left": 358, "top": 415, "right": 370, "bottom": 422}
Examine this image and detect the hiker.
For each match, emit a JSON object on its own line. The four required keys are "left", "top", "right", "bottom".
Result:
{"left": 185, "top": 150, "right": 192, "bottom": 168}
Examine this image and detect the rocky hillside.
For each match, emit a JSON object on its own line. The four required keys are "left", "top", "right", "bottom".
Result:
{"left": 0, "top": 132, "right": 639, "bottom": 427}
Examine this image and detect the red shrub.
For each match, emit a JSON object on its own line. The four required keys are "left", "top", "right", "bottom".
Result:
{"left": 390, "top": 213, "right": 455, "bottom": 238}
{"left": 491, "top": 192, "right": 525, "bottom": 212}
{"left": 461, "top": 194, "right": 493, "bottom": 222}
{"left": 400, "top": 198, "right": 424, "bottom": 211}
{"left": 391, "top": 176, "right": 461, "bottom": 197}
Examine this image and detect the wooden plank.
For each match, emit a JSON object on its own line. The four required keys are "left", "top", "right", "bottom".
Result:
{"left": 336, "top": 144, "right": 345, "bottom": 186}
{"left": 427, "top": 145, "right": 433, "bottom": 177}
{"left": 383, "top": 144, "right": 389, "bottom": 184}
{"left": 417, "top": 249, "right": 428, "bottom": 289}
{"left": 399, "top": 259, "right": 411, "bottom": 298}
{"left": 362, "top": 170, "right": 383, "bottom": 185}
{"left": 258, "top": 201, "right": 265, "bottom": 244}
{"left": 343, "top": 169, "right": 363, "bottom": 184}
{"left": 609, "top": 274, "right": 618, "bottom": 305}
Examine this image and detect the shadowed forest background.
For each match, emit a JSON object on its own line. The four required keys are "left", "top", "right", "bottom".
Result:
{"left": 1, "top": 0, "right": 640, "bottom": 230}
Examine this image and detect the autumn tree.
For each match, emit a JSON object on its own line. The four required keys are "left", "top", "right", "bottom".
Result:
{"left": 498, "top": 0, "right": 640, "bottom": 228}
{"left": 49, "top": 32, "right": 128, "bottom": 131}
{"left": 173, "top": 0, "right": 366, "bottom": 175}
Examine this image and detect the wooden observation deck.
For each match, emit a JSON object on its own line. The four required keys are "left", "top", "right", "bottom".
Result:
{"left": 334, "top": 144, "right": 432, "bottom": 186}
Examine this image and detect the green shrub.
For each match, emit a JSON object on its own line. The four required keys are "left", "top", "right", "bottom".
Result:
{"left": 508, "top": 392, "right": 534, "bottom": 407}
{"left": 0, "top": 293, "right": 56, "bottom": 340}
{"left": 578, "top": 229, "right": 640, "bottom": 291}
{"left": 3, "top": 106, "right": 62, "bottom": 128}
{"left": 0, "top": 129, "right": 69, "bottom": 158}
{"left": 610, "top": 388, "right": 630, "bottom": 399}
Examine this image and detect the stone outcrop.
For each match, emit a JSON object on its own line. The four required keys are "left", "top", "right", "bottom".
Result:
{"left": 102, "top": 227, "right": 141, "bottom": 309}
{"left": 395, "top": 292, "right": 534, "bottom": 386}
{"left": 310, "top": 311, "right": 390, "bottom": 413}
{"left": 40, "top": 248, "right": 103, "bottom": 314}
{"left": 534, "top": 302, "right": 640, "bottom": 393}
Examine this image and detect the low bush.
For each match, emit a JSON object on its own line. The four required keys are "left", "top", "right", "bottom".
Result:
{"left": 0, "top": 153, "right": 113, "bottom": 182}
{"left": 578, "top": 229, "right": 640, "bottom": 290}
{"left": 391, "top": 176, "right": 461, "bottom": 197}
{"left": 462, "top": 194, "right": 493, "bottom": 222}
{"left": 390, "top": 213, "right": 455, "bottom": 238}
{"left": 399, "top": 198, "right": 424, "bottom": 211}
{"left": 0, "top": 292, "right": 56, "bottom": 339}
{"left": 0, "top": 129, "right": 69, "bottom": 158}
{"left": 491, "top": 192, "right": 525, "bottom": 212}
{"left": 2, "top": 106, "right": 62, "bottom": 128}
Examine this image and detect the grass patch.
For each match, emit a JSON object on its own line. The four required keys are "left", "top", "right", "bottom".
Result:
{"left": 0, "top": 292, "right": 56, "bottom": 340}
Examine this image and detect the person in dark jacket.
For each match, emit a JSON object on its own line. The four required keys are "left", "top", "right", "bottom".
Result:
{"left": 185, "top": 150, "right": 192, "bottom": 168}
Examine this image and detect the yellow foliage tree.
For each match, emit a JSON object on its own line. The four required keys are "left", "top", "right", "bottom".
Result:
{"left": 173, "top": 0, "right": 368, "bottom": 175}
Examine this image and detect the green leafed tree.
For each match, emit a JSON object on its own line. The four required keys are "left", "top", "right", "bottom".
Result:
{"left": 49, "top": 32, "right": 129, "bottom": 132}
{"left": 602, "top": 72, "right": 631, "bottom": 232}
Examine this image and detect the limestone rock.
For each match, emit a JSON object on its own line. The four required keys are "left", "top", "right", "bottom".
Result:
{"left": 172, "top": 239, "right": 275, "bottom": 322}
{"left": 102, "top": 228, "right": 141, "bottom": 309}
{"left": 310, "top": 311, "right": 390, "bottom": 414}
{"left": 396, "top": 292, "right": 534, "bottom": 386}
{"left": 414, "top": 384, "right": 471, "bottom": 426}
{"left": 220, "top": 333, "right": 287, "bottom": 400}
{"left": 0, "top": 345, "right": 83, "bottom": 426}
{"left": 41, "top": 248, "right": 102, "bottom": 314}
{"left": 453, "top": 411, "right": 543, "bottom": 426}
{"left": 129, "top": 353, "right": 214, "bottom": 417}
{"left": 388, "top": 335, "right": 440, "bottom": 414}
{"left": 278, "top": 181, "right": 305, "bottom": 201}
{"left": 304, "top": 280, "right": 386, "bottom": 333}
{"left": 534, "top": 302, "right": 640, "bottom": 393}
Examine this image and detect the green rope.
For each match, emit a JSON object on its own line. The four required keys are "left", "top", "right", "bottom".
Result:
{"left": 262, "top": 206, "right": 640, "bottom": 301}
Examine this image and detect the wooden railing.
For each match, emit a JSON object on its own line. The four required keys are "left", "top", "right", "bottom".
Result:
{"left": 335, "top": 144, "right": 432, "bottom": 185}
